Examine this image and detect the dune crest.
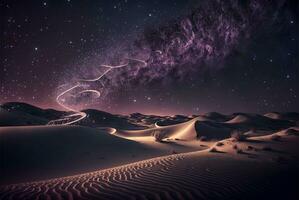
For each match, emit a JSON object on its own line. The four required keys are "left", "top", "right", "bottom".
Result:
{"left": 115, "top": 117, "right": 199, "bottom": 140}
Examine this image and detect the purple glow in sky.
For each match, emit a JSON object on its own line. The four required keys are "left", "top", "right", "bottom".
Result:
{"left": 1, "top": 0, "right": 298, "bottom": 115}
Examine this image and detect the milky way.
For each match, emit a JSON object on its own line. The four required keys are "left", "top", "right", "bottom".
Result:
{"left": 59, "top": 0, "right": 287, "bottom": 113}
{"left": 2, "top": 0, "right": 297, "bottom": 115}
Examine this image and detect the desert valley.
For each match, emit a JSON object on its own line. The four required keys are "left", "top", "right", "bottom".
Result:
{"left": 0, "top": 102, "right": 298, "bottom": 200}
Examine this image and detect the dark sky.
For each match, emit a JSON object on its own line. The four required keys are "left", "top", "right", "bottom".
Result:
{"left": 1, "top": 0, "right": 298, "bottom": 115}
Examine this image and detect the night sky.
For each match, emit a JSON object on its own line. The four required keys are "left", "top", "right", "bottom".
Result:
{"left": 1, "top": 0, "right": 298, "bottom": 115}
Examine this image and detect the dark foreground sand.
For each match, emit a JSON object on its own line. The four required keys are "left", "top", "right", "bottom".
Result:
{"left": 0, "top": 150, "right": 297, "bottom": 200}
{"left": 1, "top": 127, "right": 298, "bottom": 200}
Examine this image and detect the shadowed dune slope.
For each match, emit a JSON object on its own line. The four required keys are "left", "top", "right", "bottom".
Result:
{"left": 0, "top": 102, "right": 65, "bottom": 120}
{"left": 0, "top": 109, "right": 48, "bottom": 126}
{"left": 264, "top": 112, "right": 299, "bottom": 122}
{"left": 225, "top": 113, "right": 295, "bottom": 131}
{"left": 195, "top": 121, "right": 232, "bottom": 139}
{"left": 203, "top": 112, "right": 231, "bottom": 122}
{"left": 0, "top": 125, "right": 151, "bottom": 184}
{"left": 0, "top": 102, "right": 144, "bottom": 129}
{"left": 0, "top": 102, "right": 66, "bottom": 126}
{"left": 77, "top": 109, "right": 145, "bottom": 129}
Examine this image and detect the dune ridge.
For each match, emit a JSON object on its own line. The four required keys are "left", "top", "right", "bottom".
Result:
{"left": 116, "top": 117, "right": 199, "bottom": 140}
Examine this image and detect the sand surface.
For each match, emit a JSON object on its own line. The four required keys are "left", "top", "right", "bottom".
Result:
{"left": 0, "top": 134, "right": 298, "bottom": 200}
{"left": 0, "top": 105, "right": 298, "bottom": 200}
{"left": 0, "top": 125, "right": 208, "bottom": 185}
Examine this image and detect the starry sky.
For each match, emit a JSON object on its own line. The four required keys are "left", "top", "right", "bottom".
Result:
{"left": 1, "top": 0, "right": 298, "bottom": 115}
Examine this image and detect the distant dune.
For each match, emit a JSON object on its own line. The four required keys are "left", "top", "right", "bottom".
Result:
{"left": 0, "top": 102, "right": 298, "bottom": 199}
{"left": 264, "top": 112, "right": 299, "bottom": 122}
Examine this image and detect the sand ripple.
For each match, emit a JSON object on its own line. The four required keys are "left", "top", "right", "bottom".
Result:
{"left": 0, "top": 152, "right": 294, "bottom": 200}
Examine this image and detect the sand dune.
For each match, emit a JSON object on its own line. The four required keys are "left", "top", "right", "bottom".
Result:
{"left": 116, "top": 117, "right": 199, "bottom": 140}
{"left": 77, "top": 109, "right": 145, "bottom": 129}
{"left": 0, "top": 103, "right": 144, "bottom": 129}
{"left": 0, "top": 125, "right": 152, "bottom": 184}
{"left": 264, "top": 112, "right": 299, "bottom": 122}
{"left": 225, "top": 113, "right": 294, "bottom": 131}
{"left": 203, "top": 112, "right": 231, "bottom": 122}
{"left": 195, "top": 121, "right": 232, "bottom": 139}
{"left": 0, "top": 102, "right": 66, "bottom": 126}
{"left": 0, "top": 124, "right": 208, "bottom": 185}
{"left": 1, "top": 103, "right": 298, "bottom": 199}
{"left": 117, "top": 114, "right": 289, "bottom": 141}
{"left": 264, "top": 112, "right": 283, "bottom": 120}
{"left": 1, "top": 131, "right": 298, "bottom": 200}
{"left": 0, "top": 109, "right": 48, "bottom": 126}
{"left": 226, "top": 114, "right": 250, "bottom": 123}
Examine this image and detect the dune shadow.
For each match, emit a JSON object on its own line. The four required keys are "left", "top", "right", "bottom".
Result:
{"left": 209, "top": 149, "right": 226, "bottom": 153}
{"left": 259, "top": 146, "right": 288, "bottom": 154}
{"left": 245, "top": 139, "right": 266, "bottom": 144}
{"left": 247, "top": 154, "right": 259, "bottom": 159}
{"left": 238, "top": 151, "right": 257, "bottom": 156}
